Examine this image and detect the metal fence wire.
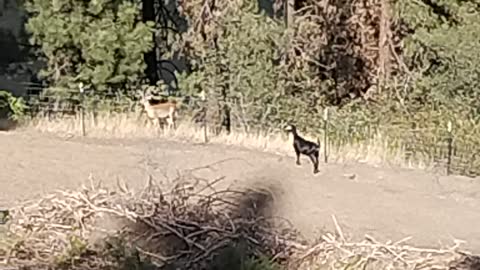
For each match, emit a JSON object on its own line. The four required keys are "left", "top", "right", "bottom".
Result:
{"left": 22, "top": 90, "right": 480, "bottom": 178}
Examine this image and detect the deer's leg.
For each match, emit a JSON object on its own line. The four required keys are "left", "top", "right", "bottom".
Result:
{"left": 166, "top": 118, "right": 172, "bottom": 130}
{"left": 167, "top": 115, "right": 175, "bottom": 130}
{"left": 155, "top": 118, "right": 162, "bottom": 134}
{"left": 146, "top": 117, "right": 152, "bottom": 127}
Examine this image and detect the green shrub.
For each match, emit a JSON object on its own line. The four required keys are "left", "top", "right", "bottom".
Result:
{"left": 24, "top": 0, "right": 155, "bottom": 93}
{"left": 0, "top": 90, "right": 28, "bottom": 121}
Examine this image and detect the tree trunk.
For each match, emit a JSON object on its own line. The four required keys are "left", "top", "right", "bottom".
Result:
{"left": 377, "top": 0, "right": 392, "bottom": 92}
{"left": 142, "top": 0, "right": 158, "bottom": 85}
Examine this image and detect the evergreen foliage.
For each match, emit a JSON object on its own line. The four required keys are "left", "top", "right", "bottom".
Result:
{"left": 19, "top": 0, "right": 480, "bottom": 158}
{"left": 396, "top": 0, "right": 480, "bottom": 113}
{"left": 24, "top": 0, "right": 155, "bottom": 93}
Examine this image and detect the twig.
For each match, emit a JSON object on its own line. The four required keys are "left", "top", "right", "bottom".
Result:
{"left": 135, "top": 246, "right": 178, "bottom": 262}
{"left": 140, "top": 218, "right": 206, "bottom": 252}
{"left": 331, "top": 214, "right": 346, "bottom": 243}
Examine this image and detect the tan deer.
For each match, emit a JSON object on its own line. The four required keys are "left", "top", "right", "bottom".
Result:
{"left": 138, "top": 89, "right": 178, "bottom": 130}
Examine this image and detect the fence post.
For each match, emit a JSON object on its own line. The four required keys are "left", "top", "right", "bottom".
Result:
{"left": 323, "top": 107, "right": 329, "bottom": 163}
{"left": 78, "top": 83, "right": 86, "bottom": 137}
{"left": 446, "top": 120, "right": 453, "bottom": 175}
{"left": 91, "top": 97, "right": 97, "bottom": 128}
{"left": 200, "top": 90, "right": 208, "bottom": 143}
{"left": 91, "top": 105, "right": 97, "bottom": 127}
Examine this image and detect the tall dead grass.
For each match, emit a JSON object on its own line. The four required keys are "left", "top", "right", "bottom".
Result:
{"left": 19, "top": 111, "right": 437, "bottom": 170}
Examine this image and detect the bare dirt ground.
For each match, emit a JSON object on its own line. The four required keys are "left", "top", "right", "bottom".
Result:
{"left": 1, "top": 130, "right": 480, "bottom": 252}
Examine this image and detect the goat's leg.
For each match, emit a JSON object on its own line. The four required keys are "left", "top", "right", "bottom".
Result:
{"left": 309, "top": 152, "right": 320, "bottom": 174}
{"left": 295, "top": 148, "right": 301, "bottom": 165}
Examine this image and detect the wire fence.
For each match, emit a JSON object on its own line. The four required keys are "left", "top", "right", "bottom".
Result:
{"left": 22, "top": 87, "right": 480, "bottom": 178}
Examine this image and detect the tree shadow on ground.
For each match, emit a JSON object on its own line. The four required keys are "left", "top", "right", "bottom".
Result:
{"left": 69, "top": 180, "right": 301, "bottom": 270}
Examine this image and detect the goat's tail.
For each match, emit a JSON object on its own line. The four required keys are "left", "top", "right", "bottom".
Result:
{"left": 317, "top": 137, "right": 320, "bottom": 147}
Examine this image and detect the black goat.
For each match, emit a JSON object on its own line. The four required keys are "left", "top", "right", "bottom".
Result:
{"left": 285, "top": 124, "right": 320, "bottom": 174}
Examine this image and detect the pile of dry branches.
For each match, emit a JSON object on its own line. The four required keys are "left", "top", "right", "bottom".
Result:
{"left": 0, "top": 174, "right": 302, "bottom": 270}
{"left": 294, "top": 225, "right": 472, "bottom": 270}
{"left": 0, "top": 171, "right": 478, "bottom": 270}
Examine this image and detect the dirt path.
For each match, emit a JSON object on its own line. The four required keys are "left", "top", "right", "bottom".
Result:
{"left": 1, "top": 131, "right": 480, "bottom": 252}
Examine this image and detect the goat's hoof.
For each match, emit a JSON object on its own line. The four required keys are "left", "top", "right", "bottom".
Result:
{"left": 296, "top": 162, "right": 301, "bottom": 166}
{"left": 313, "top": 170, "right": 320, "bottom": 174}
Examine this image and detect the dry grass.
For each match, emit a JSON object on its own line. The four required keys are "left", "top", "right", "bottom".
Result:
{"left": 0, "top": 171, "right": 474, "bottom": 270}
{"left": 19, "top": 111, "right": 433, "bottom": 171}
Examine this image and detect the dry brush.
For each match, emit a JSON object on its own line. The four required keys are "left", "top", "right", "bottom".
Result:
{"left": 0, "top": 170, "right": 477, "bottom": 270}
